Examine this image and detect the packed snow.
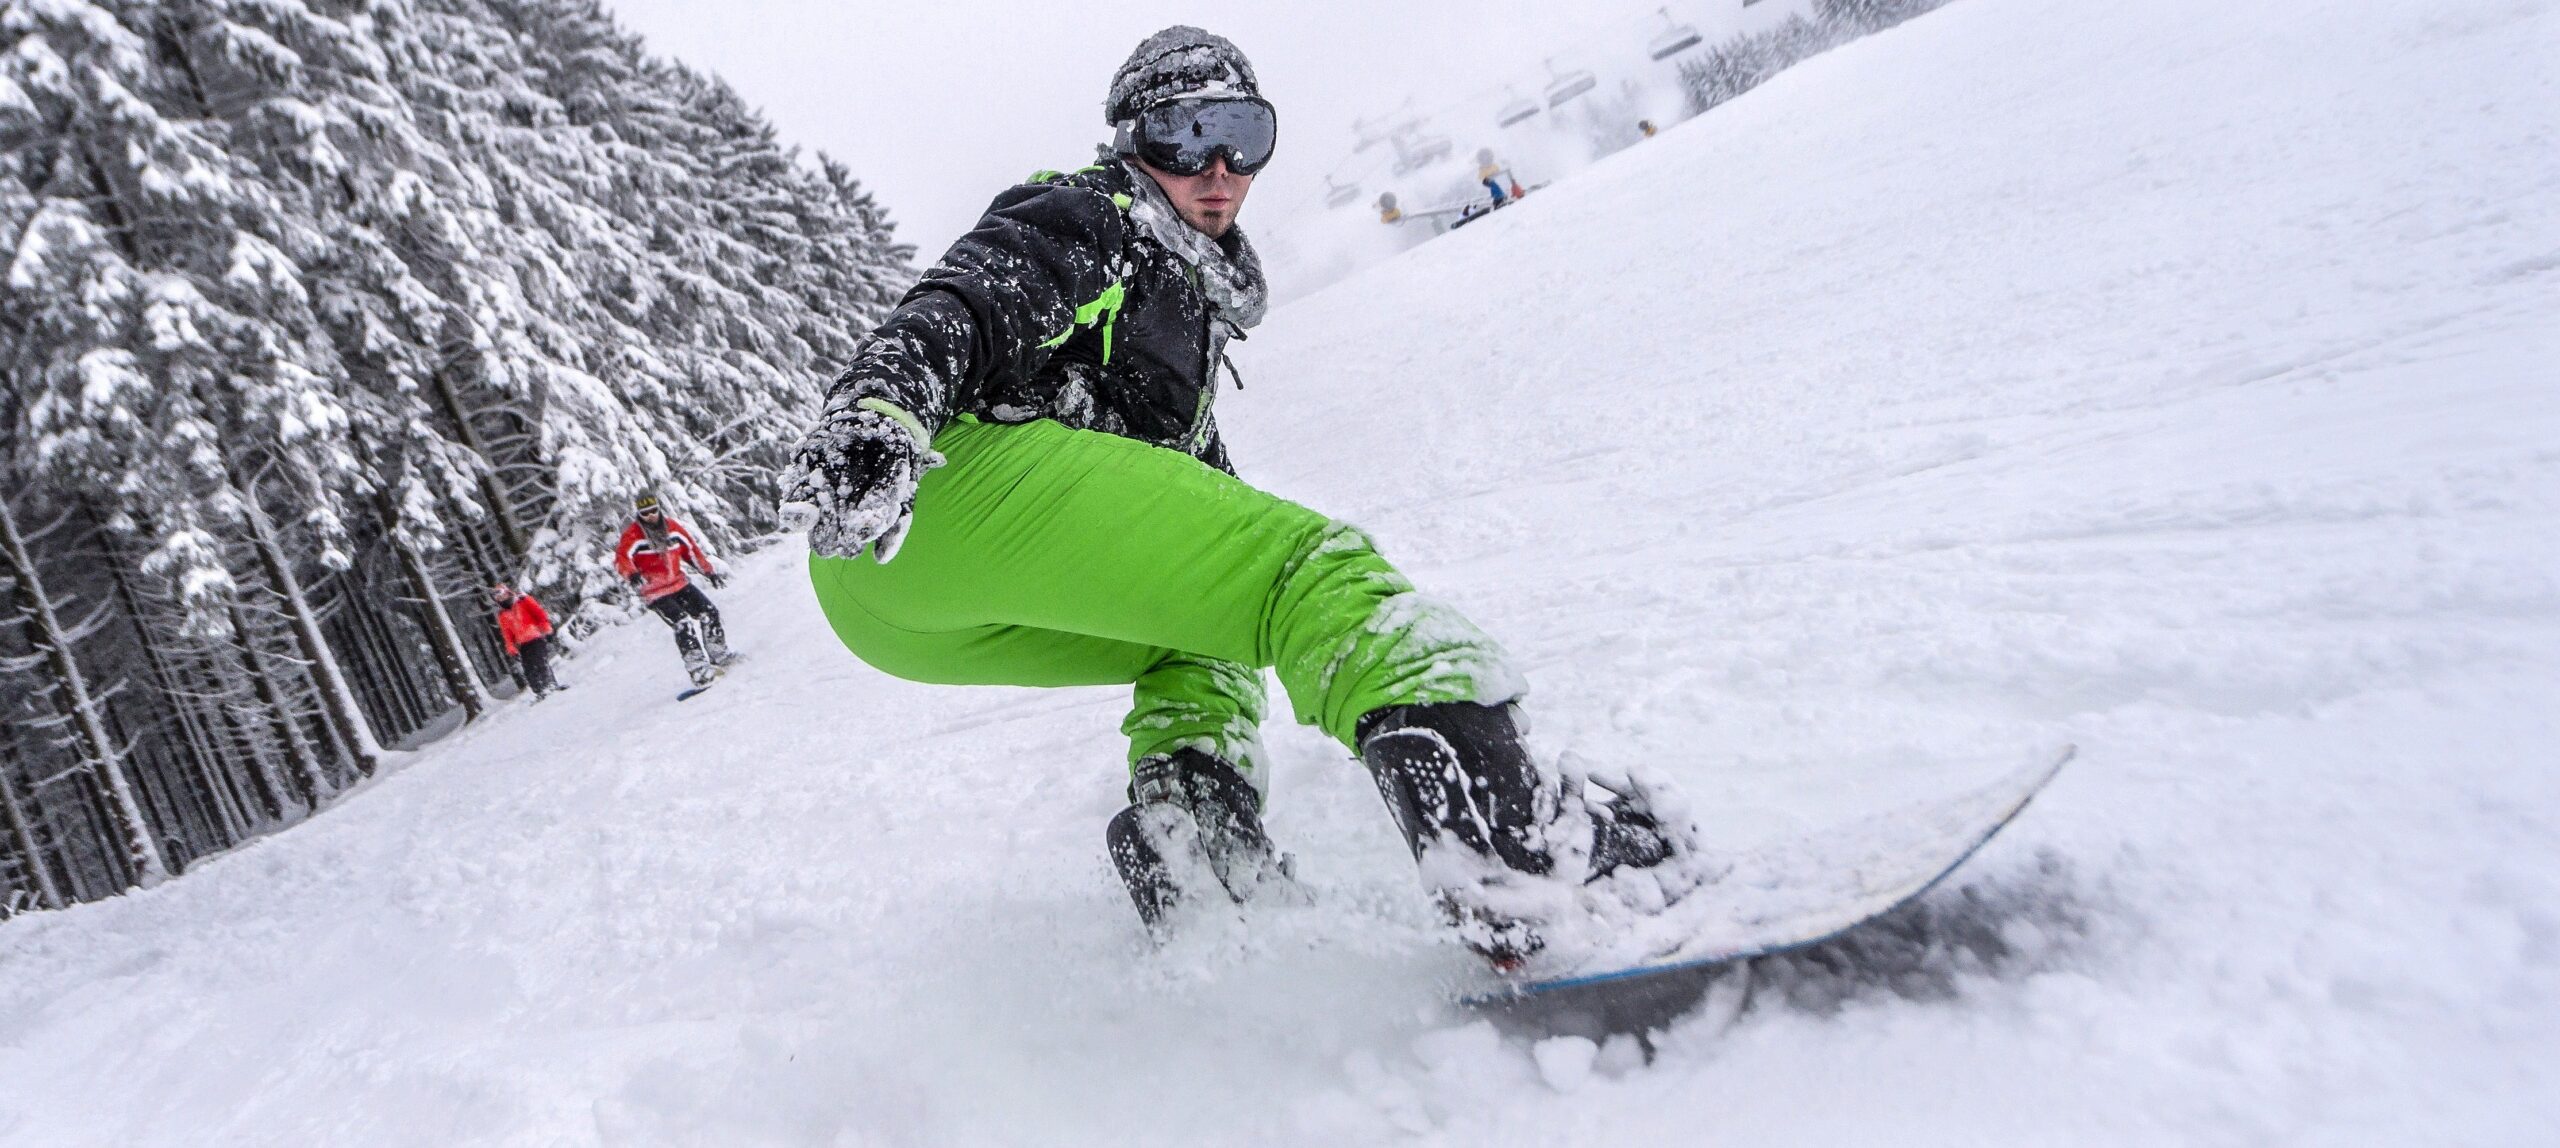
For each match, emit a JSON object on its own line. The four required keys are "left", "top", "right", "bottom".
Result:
{"left": 4, "top": 0, "right": 2557, "bottom": 1143}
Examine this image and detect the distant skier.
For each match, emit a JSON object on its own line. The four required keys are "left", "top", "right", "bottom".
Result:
{"left": 1475, "top": 147, "right": 1521, "bottom": 207}
{"left": 781, "top": 26, "right": 1704, "bottom": 971}
{"left": 615, "top": 494, "right": 732, "bottom": 689}
{"left": 491, "top": 583, "right": 564, "bottom": 698}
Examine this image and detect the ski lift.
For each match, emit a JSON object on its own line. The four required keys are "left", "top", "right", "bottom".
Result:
{"left": 1648, "top": 8, "right": 1703, "bottom": 61}
{"left": 1353, "top": 106, "right": 1428, "bottom": 154}
{"left": 1496, "top": 88, "right": 1540, "bottom": 129}
{"left": 1324, "top": 176, "right": 1362, "bottom": 209}
{"left": 1390, "top": 128, "right": 1453, "bottom": 175}
{"left": 1401, "top": 135, "right": 1453, "bottom": 173}
{"left": 1357, "top": 102, "right": 1454, "bottom": 175}
{"left": 1543, "top": 59, "right": 1598, "bottom": 109}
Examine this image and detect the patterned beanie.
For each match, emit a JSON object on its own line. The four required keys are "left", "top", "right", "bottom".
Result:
{"left": 1105, "top": 26, "right": 1259, "bottom": 124}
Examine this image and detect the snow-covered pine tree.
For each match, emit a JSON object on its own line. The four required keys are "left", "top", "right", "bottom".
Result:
{"left": 1817, "top": 0, "right": 1954, "bottom": 37}
{"left": 1679, "top": 0, "right": 1955, "bottom": 116}
{"left": 1, "top": 0, "right": 913, "bottom": 910}
{"left": 388, "top": 0, "right": 690, "bottom": 607}
{"left": 405, "top": 0, "right": 911, "bottom": 588}
{"left": 2, "top": 1, "right": 253, "bottom": 622}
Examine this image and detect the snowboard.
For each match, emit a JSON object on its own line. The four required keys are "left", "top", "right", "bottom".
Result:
{"left": 1466, "top": 745, "right": 2074, "bottom": 1032}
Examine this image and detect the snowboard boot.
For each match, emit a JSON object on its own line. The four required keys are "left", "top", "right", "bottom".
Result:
{"left": 673, "top": 618, "right": 717, "bottom": 685}
{"left": 703, "top": 614, "right": 734, "bottom": 666}
{"left": 1106, "top": 749, "right": 1294, "bottom": 932}
{"left": 1357, "top": 701, "right": 1675, "bottom": 970}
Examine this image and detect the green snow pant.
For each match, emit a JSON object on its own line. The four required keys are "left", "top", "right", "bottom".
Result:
{"left": 809, "top": 417, "right": 1522, "bottom": 792}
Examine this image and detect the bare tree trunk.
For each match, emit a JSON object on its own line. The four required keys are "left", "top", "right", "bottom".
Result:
{"left": 88, "top": 522, "right": 254, "bottom": 843}
{"left": 237, "top": 486, "right": 380, "bottom": 776}
{"left": 387, "top": 521, "right": 489, "bottom": 724}
{"left": 0, "top": 499, "right": 168, "bottom": 887}
{"left": 0, "top": 742, "right": 65, "bottom": 911}
{"left": 225, "top": 601, "right": 323, "bottom": 817}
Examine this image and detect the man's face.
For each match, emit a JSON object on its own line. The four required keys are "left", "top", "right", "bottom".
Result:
{"left": 1136, "top": 155, "right": 1254, "bottom": 239}
{"left": 639, "top": 509, "right": 664, "bottom": 528}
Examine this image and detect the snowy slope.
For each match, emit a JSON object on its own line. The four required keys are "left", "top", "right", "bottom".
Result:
{"left": 5, "top": 0, "right": 2558, "bottom": 1144}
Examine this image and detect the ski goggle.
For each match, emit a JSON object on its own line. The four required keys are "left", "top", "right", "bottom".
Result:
{"left": 1127, "top": 96, "right": 1278, "bottom": 177}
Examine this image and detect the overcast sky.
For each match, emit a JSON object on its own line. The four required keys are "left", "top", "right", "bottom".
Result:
{"left": 604, "top": 0, "right": 1810, "bottom": 260}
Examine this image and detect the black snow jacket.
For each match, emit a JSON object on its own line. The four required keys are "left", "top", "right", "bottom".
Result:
{"left": 824, "top": 159, "right": 1253, "bottom": 473}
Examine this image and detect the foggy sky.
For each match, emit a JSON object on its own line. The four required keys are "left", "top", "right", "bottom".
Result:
{"left": 604, "top": 1, "right": 1810, "bottom": 261}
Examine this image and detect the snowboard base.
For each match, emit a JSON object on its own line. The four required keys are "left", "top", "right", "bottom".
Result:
{"left": 1465, "top": 745, "right": 2074, "bottom": 1033}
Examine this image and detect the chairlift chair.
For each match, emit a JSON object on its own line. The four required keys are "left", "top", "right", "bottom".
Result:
{"left": 1543, "top": 59, "right": 1598, "bottom": 109}
{"left": 1648, "top": 8, "right": 1703, "bottom": 61}
{"left": 1354, "top": 102, "right": 1428, "bottom": 154}
{"left": 1324, "top": 177, "right": 1363, "bottom": 209}
{"left": 1390, "top": 128, "right": 1454, "bottom": 175}
{"left": 1496, "top": 88, "right": 1540, "bottom": 128}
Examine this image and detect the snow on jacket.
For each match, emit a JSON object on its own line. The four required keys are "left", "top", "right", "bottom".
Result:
{"left": 615, "top": 516, "right": 717, "bottom": 603}
{"left": 821, "top": 158, "right": 1252, "bottom": 474}
{"left": 496, "top": 596, "right": 553, "bottom": 656}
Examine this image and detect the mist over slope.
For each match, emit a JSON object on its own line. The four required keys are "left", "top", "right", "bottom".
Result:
{"left": 3, "top": 0, "right": 2556, "bottom": 1144}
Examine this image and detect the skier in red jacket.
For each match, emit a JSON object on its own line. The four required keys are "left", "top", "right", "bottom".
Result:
{"left": 491, "top": 583, "right": 564, "bottom": 697}
{"left": 614, "top": 493, "right": 732, "bottom": 687}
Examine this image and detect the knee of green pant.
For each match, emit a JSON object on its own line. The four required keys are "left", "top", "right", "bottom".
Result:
{"left": 1266, "top": 522, "right": 1528, "bottom": 747}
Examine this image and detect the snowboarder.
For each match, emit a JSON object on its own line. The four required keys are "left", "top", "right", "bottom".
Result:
{"left": 781, "top": 26, "right": 1704, "bottom": 971}
{"left": 615, "top": 494, "right": 732, "bottom": 689}
{"left": 491, "top": 583, "right": 564, "bottom": 698}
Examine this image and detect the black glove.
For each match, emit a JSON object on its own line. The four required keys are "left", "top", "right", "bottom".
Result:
{"left": 705, "top": 570, "right": 729, "bottom": 589}
{"left": 625, "top": 573, "right": 647, "bottom": 594}
{"left": 780, "top": 396, "right": 943, "bottom": 562}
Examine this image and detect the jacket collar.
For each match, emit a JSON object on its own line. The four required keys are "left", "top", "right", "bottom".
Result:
{"left": 1119, "top": 157, "right": 1269, "bottom": 331}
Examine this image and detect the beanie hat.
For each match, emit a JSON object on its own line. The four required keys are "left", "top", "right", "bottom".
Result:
{"left": 634, "top": 493, "right": 661, "bottom": 513}
{"left": 1105, "top": 26, "right": 1259, "bottom": 124}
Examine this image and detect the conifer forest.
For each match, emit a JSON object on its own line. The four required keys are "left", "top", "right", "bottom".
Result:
{"left": 0, "top": 0, "right": 914, "bottom": 911}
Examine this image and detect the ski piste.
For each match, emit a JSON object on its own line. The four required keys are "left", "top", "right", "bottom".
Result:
{"left": 1467, "top": 746, "right": 2074, "bottom": 1030}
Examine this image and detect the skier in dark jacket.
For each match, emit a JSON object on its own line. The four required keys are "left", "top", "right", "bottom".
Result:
{"left": 781, "top": 27, "right": 1700, "bottom": 970}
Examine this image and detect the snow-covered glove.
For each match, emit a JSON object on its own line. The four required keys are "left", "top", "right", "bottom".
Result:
{"left": 779, "top": 396, "right": 945, "bottom": 563}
